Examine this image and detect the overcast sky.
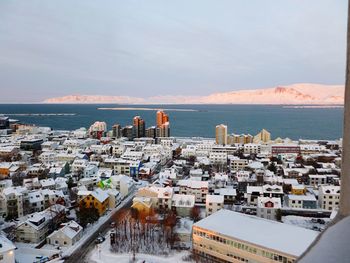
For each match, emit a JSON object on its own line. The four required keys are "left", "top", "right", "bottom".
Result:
{"left": 0, "top": 0, "right": 347, "bottom": 102}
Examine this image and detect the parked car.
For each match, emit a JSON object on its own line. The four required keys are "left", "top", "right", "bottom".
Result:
{"left": 33, "top": 256, "right": 49, "bottom": 263}
{"left": 95, "top": 236, "right": 105, "bottom": 244}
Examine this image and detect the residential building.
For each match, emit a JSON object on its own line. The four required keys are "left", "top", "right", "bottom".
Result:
{"left": 308, "top": 174, "right": 327, "bottom": 186}
{"left": 133, "top": 116, "right": 146, "bottom": 138}
{"left": 46, "top": 220, "right": 83, "bottom": 247}
{"left": 244, "top": 143, "right": 261, "bottom": 155}
{"left": 171, "top": 194, "right": 195, "bottom": 217}
{"left": 112, "top": 124, "right": 122, "bottom": 138}
{"left": 230, "top": 158, "right": 249, "bottom": 171}
{"left": 318, "top": 185, "right": 340, "bottom": 211}
{"left": 16, "top": 205, "right": 65, "bottom": 243}
{"left": 253, "top": 129, "right": 271, "bottom": 143}
{"left": 79, "top": 189, "right": 109, "bottom": 216}
{"left": 215, "top": 124, "right": 227, "bottom": 145}
{"left": 206, "top": 195, "right": 224, "bottom": 216}
{"left": 177, "top": 180, "right": 208, "bottom": 204}
{"left": 256, "top": 197, "right": 281, "bottom": 221}
{"left": 285, "top": 195, "right": 317, "bottom": 209}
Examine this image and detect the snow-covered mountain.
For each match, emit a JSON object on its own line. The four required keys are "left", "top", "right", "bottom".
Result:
{"left": 44, "top": 83, "right": 344, "bottom": 104}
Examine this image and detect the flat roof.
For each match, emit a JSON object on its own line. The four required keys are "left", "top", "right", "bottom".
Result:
{"left": 194, "top": 209, "right": 318, "bottom": 257}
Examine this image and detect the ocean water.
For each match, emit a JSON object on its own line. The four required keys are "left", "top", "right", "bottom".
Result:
{"left": 0, "top": 104, "right": 344, "bottom": 140}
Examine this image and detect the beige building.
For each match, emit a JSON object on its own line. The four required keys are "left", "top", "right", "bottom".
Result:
{"left": 16, "top": 205, "right": 65, "bottom": 244}
{"left": 318, "top": 185, "right": 340, "bottom": 211}
{"left": 171, "top": 194, "right": 195, "bottom": 217}
{"left": 206, "top": 195, "right": 224, "bottom": 216}
{"left": 244, "top": 143, "right": 261, "bottom": 155}
{"left": 177, "top": 180, "right": 209, "bottom": 204}
{"left": 192, "top": 210, "right": 318, "bottom": 263}
{"left": 47, "top": 220, "right": 83, "bottom": 247}
{"left": 230, "top": 158, "right": 249, "bottom": 172}
{"left": 135, "top": 186, "right": 173, "bottom": 210}
{"left": 216, "top": 124, "right": 228, "bottom": 145}
{"left": 229, "top": 134, "right": 253, "bottom": 144}
{"left": 254, "top": 129, "right": 271, "bottom": 143}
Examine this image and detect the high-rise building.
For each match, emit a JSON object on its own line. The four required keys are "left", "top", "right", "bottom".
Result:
{"left": 162, "top": 121, "right": 170, "bottom": 137}
{"left": 133, "top": 116, "right": 145, "bottom": 138}
{"left": 156, "top": 111, "right": 165, "bottom": 127}
{"left": 156, "top": 111, "right": 170, "bottom": 138}
{"left": 229, "top": 133, "right": 253, "bottom": 144}
{"left": 112, "top": 124, "right": 122, "bottom": 138}
{"left": 122, "top": 125, "right": 134, "bottom": 141}
{"left": 0, "top": 116, "right": 9, "bottom": 130}
{"left": 254, "top": 129, "right": 271, "bottom": 143}
{"left": 88, "top": 121, "right": 107, "bottom": 139}
{"left": 216, "top": 124, "right": 227, "bottom": 145}
{"left": 145, "top": 126, "right": 156, "bottom": 138}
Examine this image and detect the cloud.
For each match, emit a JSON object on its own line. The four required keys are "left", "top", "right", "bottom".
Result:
{"left": 0, "top": 0, "right": 347, "bottom": 102}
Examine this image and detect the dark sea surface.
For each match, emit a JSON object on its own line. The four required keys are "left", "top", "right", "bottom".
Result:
{"left": 0, "top": 104, "right": 344, "bottom": 140}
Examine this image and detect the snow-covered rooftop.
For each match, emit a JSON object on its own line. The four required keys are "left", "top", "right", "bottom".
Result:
{"left": 194, "top": 209, "right": 318, "bottom": 257}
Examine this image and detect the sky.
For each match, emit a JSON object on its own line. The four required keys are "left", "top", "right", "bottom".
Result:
{"left": 0, "top": 0, "right": 347, "bottom": 103}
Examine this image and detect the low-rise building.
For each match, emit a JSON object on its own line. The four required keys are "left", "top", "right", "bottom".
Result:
{"left": 205, "top": 195, "right": 224, "bottom": 216}
{"left": 110, "top": 175, "right": 135, "bottom": 198}
{"left": 46, "top": 220, "right": 83, "bottom": 247}
{"left": 291, "top": 185, "right": 306, "bottom": 195}
{"left": 318, "top": 185, "right": 340, "bottom": 211}
{"left": 230, "top": 158, "right": 248, "bottom": 172}
{"left": 256, "top": 197, "right": 281, "bottom": 221}
{"left": 177, "top": 180, "right": 208, "bottom": 204}
{"left": 16, "top": 205, "right": 65, "bottom": 244}
{"left": 192, "top": 209, "right": 318, "bottom": 263}
{"left": 79, "top": 189, "right": 109, "bottom": 216}
{"left": 171, "top": 194, "right": 195, "bottom": 217}
{"left": 308, "top": 174, "right": 327, "bottom": 186}
{"left": 285, "top": 195, "right": 317, "bottom": 210}
{"left": 244, "top": 143, "right": 261, "bottom": 155}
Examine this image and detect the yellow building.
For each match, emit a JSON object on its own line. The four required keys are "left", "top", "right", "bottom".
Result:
{"left": 291, "top": 185, "right": 306, "bottom": 195}
{"left": 131, "top": 197, "right": 153, "bottom": 216}
{"left": 216, "top": 124, "right": 227, "bottom": 145}
{"left": 79, "top": 189, "right": 109, "bottom": 216}
{"left": 0, "top": 163, "right": 11, "bottom": 177}
{"left": 254, "top": 129, "right": 271, "bottom": 143}
{"left": 192, "top": 210, "right": 318, "bottom": 263}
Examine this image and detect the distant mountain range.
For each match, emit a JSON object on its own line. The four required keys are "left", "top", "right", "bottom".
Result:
{"left": 44, "top": 83, "right": 344, "bottom": 105}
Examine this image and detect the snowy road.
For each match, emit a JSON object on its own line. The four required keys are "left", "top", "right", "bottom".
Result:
{"left": 63, "top": 193, "right": 135, "bottom": 263}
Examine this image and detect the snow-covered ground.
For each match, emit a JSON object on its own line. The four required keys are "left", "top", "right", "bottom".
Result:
{"left": 90, "top": 250, "right": 192, "bottom": 263}
{"left": 282, "top": 216, "right": 331, "bottom": 232}
{"left": 89, "top": 229, "right": 193, "bottom": 263}
{"left": 15, "top": 245, "right": 59, "bottom": 263}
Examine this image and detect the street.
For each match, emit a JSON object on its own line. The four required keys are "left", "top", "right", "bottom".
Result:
{"left": 63, "top": 198, "right": 133, "bottom": 263}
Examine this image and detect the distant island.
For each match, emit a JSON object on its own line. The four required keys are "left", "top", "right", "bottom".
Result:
{"left": 43, "top": 83, "right": 344, "bottom": 105}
